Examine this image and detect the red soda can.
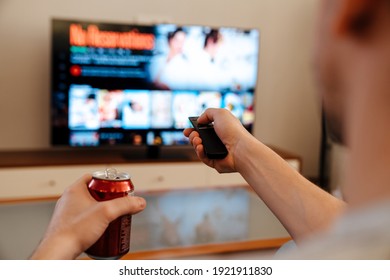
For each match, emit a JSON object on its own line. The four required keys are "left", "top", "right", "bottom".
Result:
{"left": 85, "top": 168, "right": 134, "bottom": 260}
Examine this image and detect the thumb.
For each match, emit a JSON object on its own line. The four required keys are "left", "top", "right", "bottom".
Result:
{"left": 198, "top": 108, "right": 218, "bottom": 124}
{"left": 98, "top": 196, "right": 146, "bottom": 222}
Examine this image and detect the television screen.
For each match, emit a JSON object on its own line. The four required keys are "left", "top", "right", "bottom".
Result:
{"left": 51, "top": 19, "right": 260, "bottom": 148}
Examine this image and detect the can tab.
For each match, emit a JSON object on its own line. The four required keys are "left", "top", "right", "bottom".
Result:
{"left": 105, "top": 168, "right": 119, "bottom": 180}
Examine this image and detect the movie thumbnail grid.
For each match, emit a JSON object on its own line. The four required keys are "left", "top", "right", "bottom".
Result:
{"left": 68, "top": 84, "right": 254, "bottom": 146}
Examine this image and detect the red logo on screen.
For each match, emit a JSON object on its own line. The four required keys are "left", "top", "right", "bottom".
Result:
{"left": 70, "top": 65, "right": 82, "bottom": 76}
{"left": 69, "top": 24, "right": 155, "bottom": 50}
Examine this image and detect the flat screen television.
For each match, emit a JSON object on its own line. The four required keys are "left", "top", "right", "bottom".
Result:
{"left": 51, "top": 19, "right": 260, "bottom": 158}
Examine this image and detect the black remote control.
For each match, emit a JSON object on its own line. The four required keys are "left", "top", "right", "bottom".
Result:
{"left": 188, "top": 116, "right": 228, "bottom": 159}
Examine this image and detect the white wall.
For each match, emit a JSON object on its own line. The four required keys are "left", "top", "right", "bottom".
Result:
{"left": 0, "top": 0, "right": 321, "bottom": 177}
{"left": 329, "top": 144, "right": 348, "bottom": 195}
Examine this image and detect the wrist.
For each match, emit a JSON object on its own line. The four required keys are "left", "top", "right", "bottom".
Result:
{"left": 30, "top": 231, "right": 81, "bottom": 260}
{"left": 233, "top": 131, "right": 259, "bottom": 174}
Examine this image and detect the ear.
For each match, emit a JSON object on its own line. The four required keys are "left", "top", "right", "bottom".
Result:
{"left": 333, "top": 0, "right": 380, "bottom": 36}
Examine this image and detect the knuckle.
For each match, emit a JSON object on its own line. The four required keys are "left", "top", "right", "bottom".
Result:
{"left": 99, "top": 202, "right": 117, "bottom": 221}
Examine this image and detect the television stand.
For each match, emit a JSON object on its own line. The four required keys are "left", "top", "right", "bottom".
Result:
{"left": 120, "top": 145, "right": 197, "bottom": 162}
{"left": 147, "top": 145, "right": 160, "bottom": 159}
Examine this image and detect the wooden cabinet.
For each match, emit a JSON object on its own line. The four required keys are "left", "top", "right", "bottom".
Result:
{"left": 0, "top": 163, "right": 208, "bottom": 202}
{"left": 0, "top": 146, "right": 301, "bottom": 203}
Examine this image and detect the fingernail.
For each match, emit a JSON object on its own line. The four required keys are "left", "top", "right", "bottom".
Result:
{"left": 137, "top": 197, "right": 146, "bottom": 209}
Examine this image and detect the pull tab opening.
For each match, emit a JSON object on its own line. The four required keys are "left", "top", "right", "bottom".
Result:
{"left": 105, "top": 168, "right": 118, "bottom": 180}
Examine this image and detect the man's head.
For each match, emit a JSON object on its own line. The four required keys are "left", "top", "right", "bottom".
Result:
{"left": 313, "top": 0, "right": 390, "bottom": 145}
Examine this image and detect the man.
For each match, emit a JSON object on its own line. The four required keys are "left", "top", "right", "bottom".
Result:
{"left": 185, "top": 0, "right": 390, "bottom": 259}
{"left": 33, "top": 0, "right": 390, "bottom": 259}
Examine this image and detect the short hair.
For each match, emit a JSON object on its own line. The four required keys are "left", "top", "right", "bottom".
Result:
{"left": 167, "top": 27, "right": 185, "bottom": 43}
{"left": 204, "top": 29, "right": 221, "bottom": 48}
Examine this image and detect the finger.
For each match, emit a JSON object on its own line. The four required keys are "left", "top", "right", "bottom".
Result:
{"left": 198, "top": 108, "right": 219, "bottom": 124}
{"left": 195, "top": 143, "right": 205, "bottom": 159}
{"left": 80, "top": 173, "right": 93, "bottom": 184}
{"left": 61, "top": 174, "right": 93, "bottom": 201}
{"left": 183, "top": 128, "right": 195, "bottom": 137}
{"left": 98, "top": 196, "right": 147, "bottom": 222}
{"left": 73, "top": 174, "right": 92, "bottom": 186}
{"left": 188, "top": 131, "right": 200, "bottom": 145}
{"left": 195, "top": 144, "right": 212, "bottom": 166}
{"left": 192, "top": 136, "right": 202, "bottom": 149}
